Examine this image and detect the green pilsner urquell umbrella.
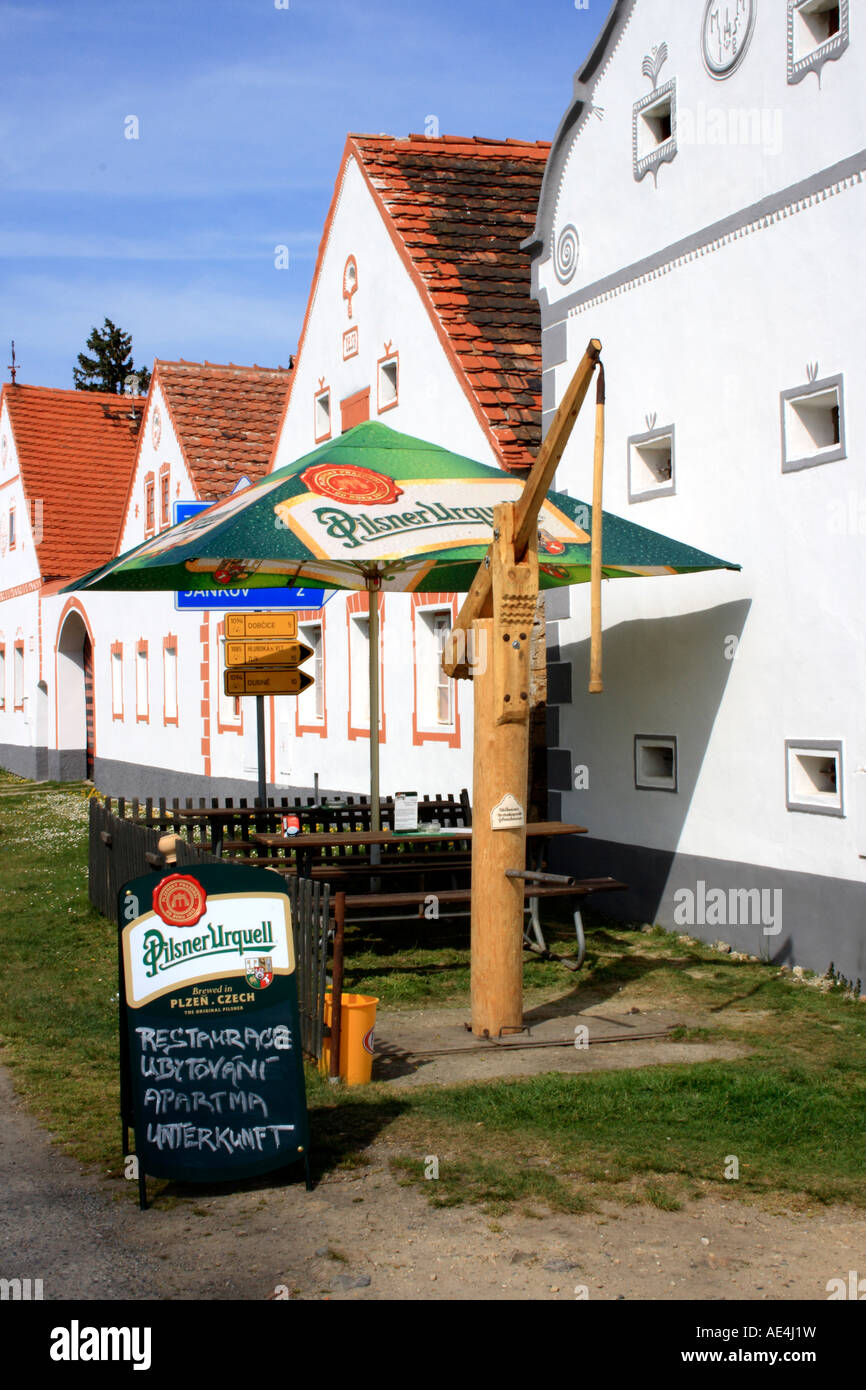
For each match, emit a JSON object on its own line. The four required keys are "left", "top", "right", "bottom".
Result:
{"left": 65, "top": 420, "right": 739, "bottom": 823}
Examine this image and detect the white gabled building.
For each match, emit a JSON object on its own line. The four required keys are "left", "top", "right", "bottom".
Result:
{"left": 76, "top": 358, "right": 295, "bottom": 800}
{"left": 269, "top": 133, "right": 550, "bottom": 806}
{"left": 1, "top": 135, "right": 553, "bottom": 812}
{"left": 524, "top": 0, "right": 865, "bottom": 977}
{"left": 0, "top": 384, "right": 141, "bottom": 782}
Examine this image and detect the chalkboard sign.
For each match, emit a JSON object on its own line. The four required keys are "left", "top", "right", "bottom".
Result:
{"left": 118, "top": 864, "right": 309, "bottom": 1201}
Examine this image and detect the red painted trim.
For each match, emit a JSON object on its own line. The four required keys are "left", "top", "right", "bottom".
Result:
{"left": 0, "top": 473, "right": 21, "bottom": 493}
{"left": 143, "top": 471, "right": 156, "bottom": 537}
{"left": 342, "top": 325, "right": 359, "bottom": 360}
{"left": 410, "top": 593, "right": 461, "bottom": 748}
{"left": 135, "top": 639, "right": 150, "bottom": 723}
{"left": 342, "top": 254, "right": 359, "bottom": 318}
{"left": 110, "top": 641, "right": 124, "bottom": 721}
{"left": 314, "top": 385, "right": 332, "bottom": 443}
{"left": 264, "top": 142, "right": 357, "bottom": 471}
{"left": 295, "top": 607, "right": 327, "bottom": 738}
{"left": 340, "top": 386, "right": 370, "bottom": 433}
{"left": 162, "top": 633, "right": 178, "bottom": 726}
{"left": 54, "top": 597, "right": 97, "bottom": 757}
{"left": 13, "top": 639, "right": 24, "bottom": 709}
{"left": 158, "top": 461, "right": 171, "bottom": 531}
{"left": 346, "top": 590, "right": 386, "bottom": 744}
{"left": 214, "top": 620, "right": 243, "bottom": 735}
{"left": 117, "top": 370, "right": 159, "bottom": 550}
{"left": 200, "top": 616, "right": 211, "bottom": 776}
{"left": 0, "top": 578, "right": 41, "bottom": 603}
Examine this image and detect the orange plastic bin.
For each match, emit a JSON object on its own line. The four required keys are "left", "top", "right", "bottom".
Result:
{"left": 321, "top": 992, "right": 379, "bottom": 1085}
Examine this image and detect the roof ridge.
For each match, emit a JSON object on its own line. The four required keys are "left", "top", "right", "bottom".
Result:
{"left": 155, "top": 357, "right": 292, "bottom": 376}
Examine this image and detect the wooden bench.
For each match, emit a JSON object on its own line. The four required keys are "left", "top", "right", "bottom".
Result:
{"left": 330, "top": 876, "right": 628, "bottom": 970}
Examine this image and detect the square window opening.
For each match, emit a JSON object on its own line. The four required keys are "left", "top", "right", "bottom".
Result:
{"left": 638, "top": 97, "right": 673, "bottom": 159}
{"left": 628, "top": 427, "right": 675, "bottom": 501}
{"left": 781, "top": 376, "right": 845, "bottom": 471}
{"left": 379, "top": 357, "right": 398, "bottom": 411}
{"left": 635, "top": 735, "right": 677, "bottom": 792}
{"left": 315, "top": 391, "right": 331, "bottom": 441}
{"left": 788, "top": 389, "right": 840, "bottom": 453}
{"left": 786, "top": 741, "right": 843, "bottom": 815}
{"left": 795, "top": 0, "right": 841, "bottom": 59}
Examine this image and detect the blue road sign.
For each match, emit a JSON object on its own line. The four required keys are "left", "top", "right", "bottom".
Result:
{"left": 173, "top": 500, "right": 213, "bottom": 525}
{"left": 175, "top": 587, "right": 326, "bottom": 611}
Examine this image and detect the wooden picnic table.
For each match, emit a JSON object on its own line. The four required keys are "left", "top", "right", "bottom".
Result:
{"left": 252, "top": 821, "right": 587, "bottom": 881}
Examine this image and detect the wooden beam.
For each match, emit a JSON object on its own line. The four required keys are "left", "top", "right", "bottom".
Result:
{"left": 470, "top": 617, "right": 528, "bottom": 1036}
{"left": 589, "top": 362, "right": 605, "bottom": 694}
{"left": 443, "top": 337, "right": 601, "bottom": 678}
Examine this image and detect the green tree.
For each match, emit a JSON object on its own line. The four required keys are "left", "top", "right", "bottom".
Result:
{"left": 73, "top": 317, "right": 151, "bottom": 395}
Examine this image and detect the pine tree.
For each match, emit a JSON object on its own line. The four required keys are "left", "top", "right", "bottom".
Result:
{"left": 73, "top": 318, "right": 151, "bottom": 395}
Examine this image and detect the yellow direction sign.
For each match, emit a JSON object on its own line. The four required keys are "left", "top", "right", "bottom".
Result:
{"left": 224, "top": 612, "right": 298, "bottom": 641}
{"left": 225, "top": 640, "right": 314, "bottom": 670}
{"left": 224, "top": 669, "right": 315, "bottom": 697}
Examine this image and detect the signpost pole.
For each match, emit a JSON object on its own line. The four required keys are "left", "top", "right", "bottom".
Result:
{"left": 256, "top": 695, "right": 267, "bottom": 806}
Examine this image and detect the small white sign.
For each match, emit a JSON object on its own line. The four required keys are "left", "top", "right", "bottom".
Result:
{"left": 395, "top": 791, "right": 419, "bottom": 832}
{"left": 490, "top": 794, "right": 525, "bottom": 830}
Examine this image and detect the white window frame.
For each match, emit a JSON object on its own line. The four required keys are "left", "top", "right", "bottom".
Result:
{"left": 628, "top": 424, "right": 676, "bottom": 502}
{"left": 298, "top": 621, "right": 324, "bottom": 724}
{"left": 786, "top": 740, "right": 844, "bottom": 817}
{"left": 780, "top": 374, "right": 846, "bottom": 473}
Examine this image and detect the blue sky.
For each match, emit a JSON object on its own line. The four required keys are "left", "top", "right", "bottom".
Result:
{"left": 0, "top": 0, "right": 608, "bottom": 389}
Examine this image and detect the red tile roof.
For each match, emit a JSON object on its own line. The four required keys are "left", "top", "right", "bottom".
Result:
{"left": 351, "top": 134, "right": 550, "bottom": 470}
{"left": 154, "top": 359, "right": 293, "bottom": 501}
{"left": 1, "top": 384, "right": 143, "bottom": 581}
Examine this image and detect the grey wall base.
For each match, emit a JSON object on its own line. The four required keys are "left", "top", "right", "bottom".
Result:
{"left": 91, "top": 756, "right": 349, "bottom": 805}
{"left": 1, "top": 742, "right": 42, "bottom": 781}
{"left": 549, "top": 833, "right": 866, "bottom": 986}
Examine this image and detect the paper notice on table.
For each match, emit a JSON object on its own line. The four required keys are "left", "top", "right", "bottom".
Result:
{"left": 395, "top": 791, "right": 419, "bottom": 832}
{"left": 490, "top": 794, "right": 525, "bottom": 830}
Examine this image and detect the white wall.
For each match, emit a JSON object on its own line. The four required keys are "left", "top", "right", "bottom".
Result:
{"left": 539, "top": 0, "right": 865, "bottom": 886}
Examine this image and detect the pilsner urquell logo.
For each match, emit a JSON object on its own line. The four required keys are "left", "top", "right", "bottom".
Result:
{"left": 141, "top": 922, "right": 276, "bottom": 979}
{"left": 306, "top": 500, "right": 497, "bottom": 551}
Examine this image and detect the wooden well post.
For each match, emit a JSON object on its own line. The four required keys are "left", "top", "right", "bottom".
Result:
{"left": 443, "top": 339, "right": 602, "bottom": 1037}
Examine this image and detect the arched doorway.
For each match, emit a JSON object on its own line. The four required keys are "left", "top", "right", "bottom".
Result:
{"left": 56, "top": 607, "right": 95, "bottom": 782}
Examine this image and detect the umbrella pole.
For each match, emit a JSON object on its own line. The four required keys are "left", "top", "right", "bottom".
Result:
{"left": 368, "top": 580, "right": 381, "bottom": 835}
{"left": 589, "top": 362, "right": 605, "bottom": 694}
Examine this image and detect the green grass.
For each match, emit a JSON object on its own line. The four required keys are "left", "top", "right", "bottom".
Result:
{"left": 2, "top": 774, "right": 865, "bottom": 1213}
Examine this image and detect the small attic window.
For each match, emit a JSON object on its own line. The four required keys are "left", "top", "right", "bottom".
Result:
{"left": 633, "top": 80, "right": 677, "bottom": 183}
{"left": 628, "top": 425, "right": 675, "bottom": 502}
{"left": 788, "top": 0, "right": 849, "bottom": 84}
{"left": 315, "top": 389, "right": 331, "bottom": 443}
{"left": 780, "top": 375, "right": 845, "bottom": 472}
{"left": 378, "top": 355, "right": 399, "bottom": 414}
{"left": 786, "top": 740, "right": 844, "bottom": 816}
